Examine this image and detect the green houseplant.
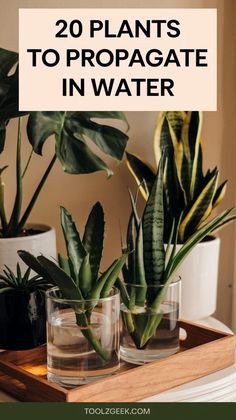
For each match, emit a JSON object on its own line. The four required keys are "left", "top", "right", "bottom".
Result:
{"left": 127, "top": 112, "right": 226, "bottom": 242}
{"left": 119, "top": 153, "right": 235, "bottom": 364}
{"left": 19, "top": 203, "right": 127, "bottom": 385}
{"left": 126, "top": 111, "right": 229, "bottom": 320}
{"left": 0, "top": 264, "right": 52, "bottom": 350}
{"left": 0, "top": 47, "right": 128, "bottom": 274}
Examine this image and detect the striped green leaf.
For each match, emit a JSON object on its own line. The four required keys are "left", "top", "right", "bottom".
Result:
{"left": 60, "top": 206, "right": 86, "bottom": 281}
{"left": 179, "top": 172, "right": 218, "bottom": 242}
{"left": 82, "top": 202, "right": 104, "bottom": 282}
{"left": 143, "top": 155, "right": 165, "bottom": 286}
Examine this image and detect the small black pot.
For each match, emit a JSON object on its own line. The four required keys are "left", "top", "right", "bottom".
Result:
{"left": 0, "top": 290, "right": 46, "bottom": 350}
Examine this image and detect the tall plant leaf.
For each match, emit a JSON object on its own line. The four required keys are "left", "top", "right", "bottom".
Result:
{"left": 82, "top": 202, "right": 104, "bottom": 282}
{"left": 37, "top": 256, "right": 83, "bottom": 301}
{"left": 213, "top": 180, "right": 227, "bottom": 208}
{"left": 143, "top": 155, "right": 165, "bottom": 285}
{"left": 126, "top": 152, "right": 155, "bottom": 200}
{"left": 60, "top": 207, "right": 86, "bottom": 280}
{"left": 0, "top": 49, "right": 27, "bottom": 152}
{"left": 179, "top": 173, "right": 218, "bottom": 241}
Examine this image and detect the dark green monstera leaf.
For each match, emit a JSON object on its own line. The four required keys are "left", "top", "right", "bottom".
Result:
{"left": 0, "top": 48, "right": 27, "bottom": 152}
{"left": 27, "top": 111, "right": 129, "bottom": 176}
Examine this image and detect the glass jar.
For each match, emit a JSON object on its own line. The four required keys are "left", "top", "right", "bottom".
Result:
{"left": 46, "top": 287, "right": 120, "bottom": 387}
{"left": 120, "top": 278, "right": 181, "bottom": 365}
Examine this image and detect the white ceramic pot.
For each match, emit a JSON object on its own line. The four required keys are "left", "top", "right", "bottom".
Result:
{"left": 175, "top": 236, "right": 220, "bottom": 321}
{"left": 0, "top": 223, "right": 57, "bottom": 273}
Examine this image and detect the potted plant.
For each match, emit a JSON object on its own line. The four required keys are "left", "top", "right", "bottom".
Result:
{"left": 18, "top": 202, "right": 127, "bottom": 386}
{"left": 0, "top": 47, "right": 129, "bottom": 271}
{"left": 118, "top": 153, "right": 235, "bottom": 364}
{"left": 0, "top": 263, "right": 52, "bottom": 350}
{"left": 126, "top": 111, "right": 227, "bottom": 320}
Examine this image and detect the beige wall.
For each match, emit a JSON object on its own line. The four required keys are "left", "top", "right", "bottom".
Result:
{"left": 1, "top": 0, "right": 235, "bottom": 326}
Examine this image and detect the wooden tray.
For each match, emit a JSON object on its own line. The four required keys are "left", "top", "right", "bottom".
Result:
{"left": 0, "top": 321, "right": 235, "bottom": 402}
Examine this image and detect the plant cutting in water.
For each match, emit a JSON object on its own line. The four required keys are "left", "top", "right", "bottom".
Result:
{"left": 126, "top": 111, "right": 227, "bottom": 243}
{"left": 0, "top": 47, "right": 128, "bottom": 238}
{"left": 118, "top": 153, "right": 235, "bottom": 350}
{"left": 18, "top": 203, "right": 128, "bottom": 361}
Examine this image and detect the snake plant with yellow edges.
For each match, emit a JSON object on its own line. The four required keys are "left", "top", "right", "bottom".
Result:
{"left": 126, "top": 112, "right": 227, "bottom": 243}
{"left": 18, "top": 203, "right": 128, "bottom": 362}
{"left": 118, "top": 153, "right": 235, "bottom": 349}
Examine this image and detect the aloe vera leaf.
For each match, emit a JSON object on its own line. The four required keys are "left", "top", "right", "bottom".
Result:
{"left": 101, "top": 253, "right": 128, "bottom": 298}
{"left": 89, "top": 257, "right": 123, "bottom": 300}
{"left": 58, "top": 253, "right": 71, "bottom": 276}
{"left": 143, "top": 155, "right": 165, "bottom": 286}
{"left": 60, "top": 206, "right": 86, "bottom": 281}
{"left": 79, "top": 253, "right": 93, "bottom": 298}
{"left": 37, "top": 255, "right": 84, "bottom": 301}
{"left": 82, "top": 202, "right": 104, "bottom": 282}
{"left": 37, "top": 256, "right": 110, "bottom": 360}
{"left": 18, "top": 250, "right": 54, "bottom": 283}
{"left": 134, "top": 222, "right": 147, "bottom": 307}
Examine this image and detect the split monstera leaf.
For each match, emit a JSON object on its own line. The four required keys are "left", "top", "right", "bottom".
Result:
{"left": 18, "top": 203, "right": 128, "bottom": 361}
{"left": 0, "top": 47, "right": 129, "bottom": 237}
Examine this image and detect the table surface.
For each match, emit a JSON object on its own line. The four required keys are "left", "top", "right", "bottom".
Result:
{"left": 0, "top": 317, "right": 235, "bottom": 403}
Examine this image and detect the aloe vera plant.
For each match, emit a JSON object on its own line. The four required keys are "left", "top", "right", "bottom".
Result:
{"left": 0, "top": 47, "right": 129, "bottom": 238}
{"left": 119, "top": 153, "right": 235, "bottom": 349}
{"left": 18, "top": 203, "right": 127, "bottom": 361}
{"left": 127, "top": 111, "right": 227, "bottom": 242}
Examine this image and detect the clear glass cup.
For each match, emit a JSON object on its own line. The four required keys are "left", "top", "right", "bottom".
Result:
{"left": 46, "top": 287, "right": 120, "bottom": 387}
{"left": 120, "top": 278, "right": 181, "bottom": 365}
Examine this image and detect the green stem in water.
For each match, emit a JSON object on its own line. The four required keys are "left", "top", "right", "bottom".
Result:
{"left": 16, "top": 153, "right": 57, "bottom": 235}
{"left": 75, "top": 312, "right": 111, "bottom": 362}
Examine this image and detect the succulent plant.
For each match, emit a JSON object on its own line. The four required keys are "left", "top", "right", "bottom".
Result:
{"left": 0, "top": 263, "right": 52, "bottom": 293}
{"left": 18, "top": 203, "right": 128, "bottom": 361}
{"left": 127, "top": 111, "right": 227, "bottom": 243}
{"left": 118, "top": 153, "right": 235, "bottom": 349}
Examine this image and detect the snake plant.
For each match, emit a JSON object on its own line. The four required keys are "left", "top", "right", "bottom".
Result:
{"left": 118, "top": 153, "right": 235, "bottom": 349}
{"left": 0, "top": 47, "right": 129, "bottom": 238}
{"left": 127, "top": 111, "right": 227, "bottom": 242}
{"left": 0, "top": 264, "right": 52, "bottom": 293}
{"left": 18, "top": 203, "right": 127, "bottom": 361}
